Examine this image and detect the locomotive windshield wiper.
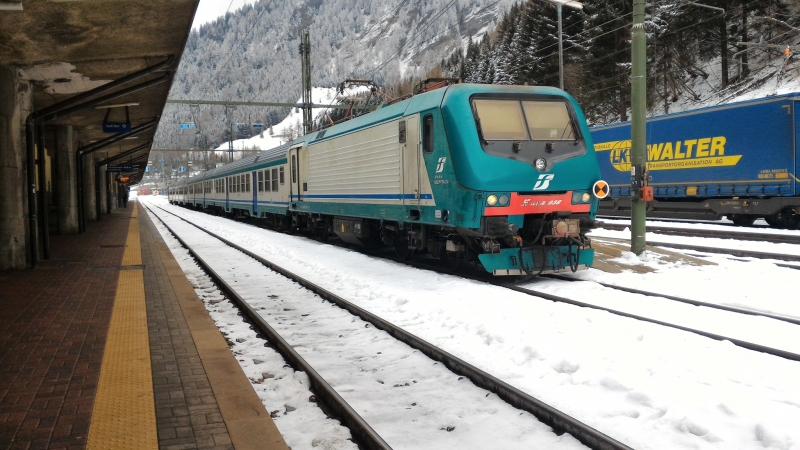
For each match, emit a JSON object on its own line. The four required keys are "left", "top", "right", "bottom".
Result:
{"left": 474, "top": 116, "right": 489, "bottom": 145}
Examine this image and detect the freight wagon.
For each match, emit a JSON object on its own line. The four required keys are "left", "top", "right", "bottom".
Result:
{"left": 591, "top": 93, "right": 800, "bottom": 227}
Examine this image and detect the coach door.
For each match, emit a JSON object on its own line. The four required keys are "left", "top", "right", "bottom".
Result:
{"left": 251, "top": 171, "right": 258, "bottom": 214}
{"left": 403, "top": 116, "right": 421, "bottom": 208}
{"left": 225, "top": 176, "right": 230, "bottom": 211}
{"left": 289, "top": 145, "right": 302, "bottom": 207}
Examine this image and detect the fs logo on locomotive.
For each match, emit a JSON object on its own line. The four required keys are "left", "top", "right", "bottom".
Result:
{"left": 533, "top": 174, "right": 555, "bottom": 190}
{"left": 435, "top": 157, "right": 447, "bottom": 173}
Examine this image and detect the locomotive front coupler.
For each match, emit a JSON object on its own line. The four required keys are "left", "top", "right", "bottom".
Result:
{"left": 579, "top": 217, "right": 603, "bottom": 230}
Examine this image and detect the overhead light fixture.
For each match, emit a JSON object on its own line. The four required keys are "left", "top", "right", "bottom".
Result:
{"left": 0, "top": 3, "right": 23, "bottom": 10}
{"left": 94, "top": 102, "right": 139, "bottom": 109}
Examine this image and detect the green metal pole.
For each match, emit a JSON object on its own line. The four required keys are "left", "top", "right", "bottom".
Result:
{"left": 630, "top": 0, "right": 647, "bottom": 254}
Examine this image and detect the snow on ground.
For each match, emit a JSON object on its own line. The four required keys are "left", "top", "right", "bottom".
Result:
{"left": 148, "top": 205, "right": 586, "bottom": 450}
{"left": 139, "top": 196, "right": 800, "bottom": 450}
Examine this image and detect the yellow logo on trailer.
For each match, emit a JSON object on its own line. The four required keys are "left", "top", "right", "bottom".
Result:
{"left": 595, "top": 136, "right": 743, "bottom": 172}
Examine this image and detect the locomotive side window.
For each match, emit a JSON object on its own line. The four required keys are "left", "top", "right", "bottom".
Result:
{"left": 472, "top": 100, "right": 528, "bottom": 140}
{"left": 522, "top": 101, "right": 576, "bottom": 140}
{"left": 422, "top": 114, "right": 434, "bottom": 154}
{"left": 272, "top": 168, "right": 278, "bottom": 191}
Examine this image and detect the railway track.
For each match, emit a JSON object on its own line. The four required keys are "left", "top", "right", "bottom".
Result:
{"left": 590, "top": 234, "right": 800, "bottom": 267}
{"left": 598, "top": 223, "right": 800, "bottom": 245}
{"left": 144, "top": 203, "right": 631, "bottom": 450}
{"left": 545, "top": 274, "right": 800, "bottom": 327}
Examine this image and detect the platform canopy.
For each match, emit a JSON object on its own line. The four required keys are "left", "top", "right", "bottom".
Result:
{"left": 0, "top": 0, "right": 200, "bottom": 178}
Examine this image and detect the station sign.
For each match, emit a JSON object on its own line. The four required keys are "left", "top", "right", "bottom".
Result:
{"left": 107, "top": 165, "right": 135, "bottom": 173}
{"left": 102, "top": 106, "right": 132, "bottom": 133}
{"left": 253, "top": 123, "right": 264, "bottom": 129}
{"left": 103, "top": 122, "right": 132, "bottom": 133}
{"left": 179, "top": 123, "right": 195, "bottom": 129}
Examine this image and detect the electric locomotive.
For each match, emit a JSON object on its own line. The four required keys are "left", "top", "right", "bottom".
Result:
{"left": 169, "top": 83, "right": 607, "bottom": 275}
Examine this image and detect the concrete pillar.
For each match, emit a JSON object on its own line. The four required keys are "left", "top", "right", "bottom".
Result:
{"left": 107, "top": 173, "right": 116, "bottom": 213}
{"left": 99, "top": 164, "right": 107, "bottom": 214}
{"left": 82, "top": 152, "right": 97, "bottom": 222}
{"left": 0, "top": 65, "right": 32, "bottom": 270}
{"left": 54, "top": 125, "right": 78, "bottom": 234}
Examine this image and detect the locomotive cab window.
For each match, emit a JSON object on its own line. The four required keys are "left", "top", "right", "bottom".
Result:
{"left": 470, "top": 96, "right": 586, "bottom": 169}
{"left": 422, "top": 115, "right": 433, "bottom": 154}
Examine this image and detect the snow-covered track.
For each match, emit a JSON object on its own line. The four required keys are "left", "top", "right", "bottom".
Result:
{"left": 495, "top": 281, "right": 800, "bottom": 363}
{"left": 592, "top": 235, "right": 800, "bottom": 263}
{"left": 546, "top": 274, "right": 800, "bottom": 327}
{"left": 599, "top": 224, "right": 800, "bottom": 245}
{"left": 639, "top": 240, "right": 800, "bottom": 262}
{"left": 144, "top": 204, "right": 392, "bottom": 450}
{"left": 147, "top": 204, "right": 632, "bottom": 450}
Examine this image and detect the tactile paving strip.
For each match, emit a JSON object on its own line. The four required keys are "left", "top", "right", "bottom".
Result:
{"left": 87, "top": 203, "right": 157, "bottom": 449}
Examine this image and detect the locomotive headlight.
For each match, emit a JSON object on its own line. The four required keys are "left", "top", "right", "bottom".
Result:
{"left": 535, "top": 158, "right": 547, "bottom": 171}
{"left": 498, "top": 194, "right": 509, "bottom": 206}
{"left": 582, "top": 192, "right": 591, "bottom": 203}
{"left": 486, "top": 194, "right": 499, "bottom": 206}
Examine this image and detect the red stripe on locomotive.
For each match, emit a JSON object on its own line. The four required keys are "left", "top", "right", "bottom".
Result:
{"left": 483, "top": 191, "right": 590, "bottom": 216}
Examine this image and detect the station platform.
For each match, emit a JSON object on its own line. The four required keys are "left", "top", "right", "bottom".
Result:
{"left": 0, "top": 202, "right": 288, "bottom": 450}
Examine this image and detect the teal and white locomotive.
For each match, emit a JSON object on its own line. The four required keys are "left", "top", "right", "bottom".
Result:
{"left": 168, "top": 83, "right": 607, "bottom": 275}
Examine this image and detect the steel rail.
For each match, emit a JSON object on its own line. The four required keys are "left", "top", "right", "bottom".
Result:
{"left": 142, "top": 204, "right": 393, "bottom": 450}
{"left": 592, "top": 235, "right": 800, "bottom": 262}
{"left": 148, "top": 203, "right": 633, "bottom": 450}
{"left": 545, "top": 274, "right": 800, "bottom": 326}
{"left": 598, "top": 223, "right": 800, "bottom": 244}
{"left": 494, "top": 281, "right": 800, "bottom": 363}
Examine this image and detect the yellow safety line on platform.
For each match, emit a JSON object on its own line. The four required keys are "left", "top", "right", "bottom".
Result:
{"left": 121, "top": 203, "right": 142, "bottom": 266}
{"left": 87, "top": 204, "right": 156, "bottom": 450}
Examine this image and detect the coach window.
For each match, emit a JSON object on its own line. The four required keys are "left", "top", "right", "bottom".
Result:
{"left": 265, "top": 169, "right": 271, "bottom": 192}
{"left": 246, "top": 173, "right": 251, "bottom": 192}
{"left": 422, "top": 114, "right": 434, "bottom": 154}
{"left": 279, "top": 167, "right": 285, "bottom": 185}
{"left": 258, "top": 171, "right": 264, "bottom": 192}
{"left": 271, "top": 168, "right": 278, "bottom": 191}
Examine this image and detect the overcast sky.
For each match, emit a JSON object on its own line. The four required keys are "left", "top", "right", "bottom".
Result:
{"left": 191, "top": 0, "right": 258, "bottom": 30}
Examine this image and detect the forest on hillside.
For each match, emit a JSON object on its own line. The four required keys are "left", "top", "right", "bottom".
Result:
{"left": 438, "top": 0, "right": 799, "bottom": 124}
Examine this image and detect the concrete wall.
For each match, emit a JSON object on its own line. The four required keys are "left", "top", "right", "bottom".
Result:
{"left": 54, "top": 125, "right": 78, "bottom": 234}
{"left": 0, "top": 66, "right": 32, "bottom": 270}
